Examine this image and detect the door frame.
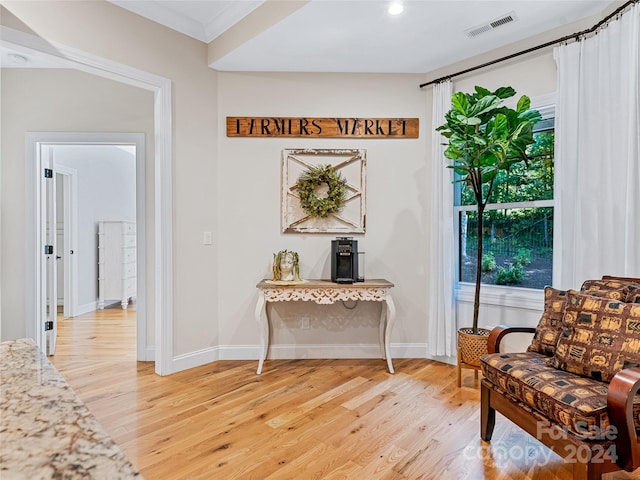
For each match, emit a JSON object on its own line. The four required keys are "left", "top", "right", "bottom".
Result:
{"left": 28, "top": 134, "right": 148, "bottom": 361}
{"left": 6, "top": 26, "right": 174, "bottom": 375}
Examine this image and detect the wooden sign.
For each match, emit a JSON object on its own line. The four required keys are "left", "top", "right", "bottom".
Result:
{"left": 226, "top": 117, "right": 419, "bottom": 138}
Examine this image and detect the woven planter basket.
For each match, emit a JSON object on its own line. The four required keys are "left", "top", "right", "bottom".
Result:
{"left": 457, "top": 327, "right": 491, "bottom": 367}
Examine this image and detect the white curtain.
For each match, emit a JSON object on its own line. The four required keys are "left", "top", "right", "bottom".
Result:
{"left": 553, "top": 3, "right": 640, "bottom": 289}
{"left": 427, "top": 79, "right": 456, "bottom": 357}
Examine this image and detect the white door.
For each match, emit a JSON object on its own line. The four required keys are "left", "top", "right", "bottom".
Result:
{"left": 42, "top": 148, "right": 58, "bottom": 355}
{"left": 54, "top": 166, "right": 79, "bottom": 319}
{"left": 56, "top": 174, "right": 64, "bottom": 307}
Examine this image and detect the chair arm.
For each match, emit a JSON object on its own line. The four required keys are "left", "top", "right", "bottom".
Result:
{"left": 487, "top": 325, "right": 537, "bottom": 354}
{"left": 602, "top": 275, "right": 640, "bottom": 283}
{"left": 607, "top": 367, "right": 640, "bottom": 472}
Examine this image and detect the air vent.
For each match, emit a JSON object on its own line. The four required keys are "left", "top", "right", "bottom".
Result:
{"left": 465, "top": 11, "right": 517, "bottom": 38}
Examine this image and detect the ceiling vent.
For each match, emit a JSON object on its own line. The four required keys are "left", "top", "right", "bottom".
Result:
{"left": 465, "top": 11, "right": 517, "bottom": 38}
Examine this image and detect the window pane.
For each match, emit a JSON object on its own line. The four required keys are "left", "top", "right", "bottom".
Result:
{"left": 457, "top": 130, "right": 555, "bottom": 206}
{"left": 459, "top": 207, "right": 553, "bottom": 289}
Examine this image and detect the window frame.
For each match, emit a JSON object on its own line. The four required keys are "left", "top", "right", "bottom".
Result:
{"left": 452, "top": 96, "right": 556, "bottom": 309}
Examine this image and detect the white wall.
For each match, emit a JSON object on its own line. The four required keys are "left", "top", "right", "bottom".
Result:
{"left": 53, "top": 145, "right": 136, "bottom": 311}
{"left": 0, "top": 67, "right": 154, "bottom": 342}
{"left": 217, "top": 72, "right": 428, "bottom": 358}
{"left": 1, "top": 1, "right": 219, "bottom": 360}
{"left": 215, "top": 55, "right": 557, "bottom": 361}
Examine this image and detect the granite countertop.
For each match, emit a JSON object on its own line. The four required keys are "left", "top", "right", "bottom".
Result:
{"left": 0, "top": 338, "right": 142, "bottom": 479}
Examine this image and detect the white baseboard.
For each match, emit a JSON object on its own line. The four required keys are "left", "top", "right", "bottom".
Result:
{"left": 76, "top": 301, "right": 99, "bottom": 316}
{"left": 139, "top": 346, "right": 155, "bottom": 362}
{"left": 393, "top": 343, "right": 427, "bottom": 359}
{"left": 216, "top": 345, "right": 259, "bottom": 360}
{"left": 426, "top": 353, "right": 457, "bottom": 366}
{"left": 171, "top": 346, "right": 222, "bottom": 373}
{"left": 72, "top": 300, "right": 122, "bottom": 316}
{"left": 265, "top": 343, "right": 428, "bottom": 360}
{"left": 168, "top": 343, "right": 429, "bottom": 375}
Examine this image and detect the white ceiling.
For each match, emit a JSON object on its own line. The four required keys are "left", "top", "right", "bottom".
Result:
{"left": 109, "top": 0, "right": 265, "bottom": 44}
{"left": 1, "top": 0, "right": 616, "bottom": 73}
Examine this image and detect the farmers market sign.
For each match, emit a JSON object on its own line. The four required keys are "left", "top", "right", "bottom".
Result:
{"left": 226, "top": 117, "right": 419, "bottom": 138}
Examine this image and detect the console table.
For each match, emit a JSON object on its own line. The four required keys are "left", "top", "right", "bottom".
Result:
{"left": 255, "top": 279, "right": 395, "bottom": 374}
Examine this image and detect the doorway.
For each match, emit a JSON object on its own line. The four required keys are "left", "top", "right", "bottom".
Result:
{"left": 34, "top": 135, "right": 147, "bottom": 359}
{"left": 6, "top": 27, "right": 173, "bottom": 375}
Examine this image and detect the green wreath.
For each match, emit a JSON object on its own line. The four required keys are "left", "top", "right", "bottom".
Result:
{"left": 296, "top": 164, "right": 347, "bottom": 218}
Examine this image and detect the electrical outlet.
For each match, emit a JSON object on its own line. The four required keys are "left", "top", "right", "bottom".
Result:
{"left": 301, "top": 317, "right": 310, "bottom": 329}
{"left": 203, "top": 231, "right": 213, "bottom": 245}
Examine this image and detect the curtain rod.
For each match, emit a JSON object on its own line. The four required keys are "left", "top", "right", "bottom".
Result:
{"left": 419, "top": 0, "right": 637, "bottom": 88}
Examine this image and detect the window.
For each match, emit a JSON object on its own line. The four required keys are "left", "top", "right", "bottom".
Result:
{"left": 455, "top": 105, "right": 555, "bottom": 290}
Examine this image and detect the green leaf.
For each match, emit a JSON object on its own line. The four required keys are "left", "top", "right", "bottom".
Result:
{"left": 456, "top": 115, "right": 481, "bottom": 126}
{"left": 450, "top": 138, "right": 469, "bottom": 151}
{"left": 444, "top": 147, "right": 461, "bottom": 160}
{"left": 479, "top": 150, "right": 499, "bottom": 166}
{"left": 519, "top": 110, "right": 542, "bottom": 123}
{"left": 505, "top": 107, "right": 519, "bottom": 122}
{"left": 470, "top": 135, "right": 487, "bottom": 146}
{"left": 470, "top": 95, "right": 502, "bottom": 117}
{"left": 516, "top": 95, "right": 531, "bottom": 113}
{"left": 447, "top": 166, "right": 472, "bottom": 176}
{"left": 493, "top": 86, "right": 516, "bottom": 99}
{"left": 494, "top": 113, "right": 509, "bottom": 131}
{"left": 515, "top": 123, "right": 534, "bottom": 143}
{"left": 451, "top": 92, "right": 469, "bottom": 114}
{"left": 474, "top": 86, "right": 492, "bottom": 97}
{"left": 490, "top": 113, "right": 508, "bottom": 139}
{"left": 506, "top": 142, "right": 528, "bottom": 161}
{"left": 509, "top": 121, "right": 530, "bottom": 142}
{"left": 481, "top": 168, "right": 498, "bottom": 183}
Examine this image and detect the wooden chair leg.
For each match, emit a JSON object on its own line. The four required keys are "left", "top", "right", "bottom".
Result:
{"left": 457, "top": 348, "right": 462, "bottom": 387}
{"left": 572, "top": 460, "right": 603, "bottom": 480}
{"left": 480, "top": 381, "right": 495, "bottom": 441}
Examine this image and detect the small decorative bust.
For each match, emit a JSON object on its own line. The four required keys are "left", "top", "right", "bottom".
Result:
{"left": 272, "top": 250, "right": 301, "bottom": 282}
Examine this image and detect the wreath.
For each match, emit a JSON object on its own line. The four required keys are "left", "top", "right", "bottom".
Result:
{"left": 296, "top": 164, "right": 347, "bottom": 218}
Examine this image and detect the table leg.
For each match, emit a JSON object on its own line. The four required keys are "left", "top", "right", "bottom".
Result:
{"left": 254, "top": 291, "right": 268, "bottom": 374}
{"left": 378, "top": 303, "right": 387, "bottom": 360}
{"left": 384, "top": 293, "right": 396, "bottom": 374}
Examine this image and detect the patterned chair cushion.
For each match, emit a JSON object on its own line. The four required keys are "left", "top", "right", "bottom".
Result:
{"left": 581, "top": 279, "right": 639, "bottom": 301}
{"left": 628, "top": 285, "right": 640, "bottom": 304}
{"left": 550, "top": 290, "right": 640, "bottom": 382}
{"left": 480, "top": 351, "right": 640, "bottom": 439}
{"left": 527, "top": 286, "right": 567, "bottom": 356}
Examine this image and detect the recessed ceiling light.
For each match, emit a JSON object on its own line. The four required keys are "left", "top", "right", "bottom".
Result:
{"left": 388, "top": 2, "right": 403, "bottom": 15}
{"left": 8, "top": 53, "right": 28, "bottom": 65}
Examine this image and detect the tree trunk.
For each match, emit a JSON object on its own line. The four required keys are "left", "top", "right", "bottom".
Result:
{"left": 473, "top": 204, "right": 484, "bottom": 334}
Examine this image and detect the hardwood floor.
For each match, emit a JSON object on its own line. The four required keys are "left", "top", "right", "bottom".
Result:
{"left": 50, "top": 308, "right": 639, "bottom": 480}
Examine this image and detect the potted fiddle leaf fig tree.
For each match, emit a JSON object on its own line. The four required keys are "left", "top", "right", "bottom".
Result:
{"left": 436, "top": 86, "right": 541, "bottom": 378}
